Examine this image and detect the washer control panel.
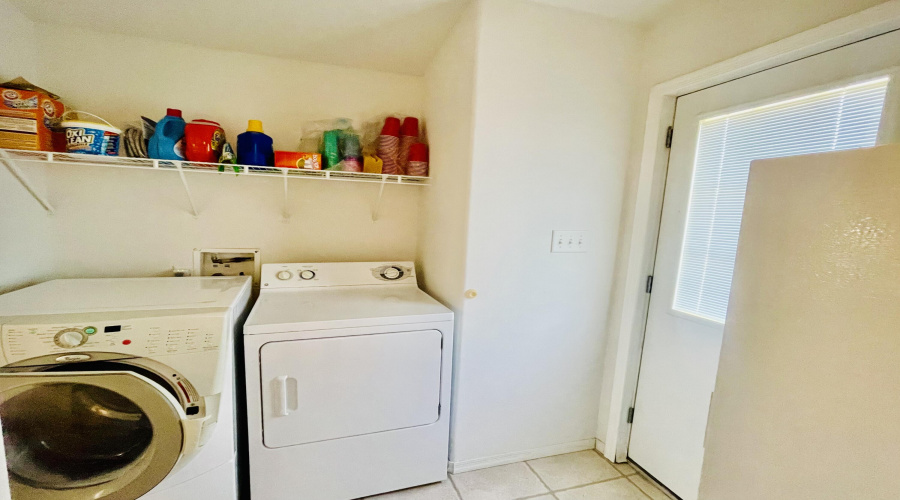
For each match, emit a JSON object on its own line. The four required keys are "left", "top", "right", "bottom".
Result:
{"left": 262, "top": 262, "right": 416, "bottom": 288}
{"left": 1, "top": 314, "right": 227, "bottom": 364}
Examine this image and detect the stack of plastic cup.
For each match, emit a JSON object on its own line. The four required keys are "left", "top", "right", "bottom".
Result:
{"left": 397, "top": 117, "right": 419, "bottom": 175}
{"left": 377, "top": 117, "right": 401, "bottom": 175}
{"left": 407, "top": 143, "right": 429, "bottom": 177}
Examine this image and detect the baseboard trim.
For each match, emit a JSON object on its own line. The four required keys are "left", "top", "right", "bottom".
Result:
{"left": 448, "top": 439, "right": 596, "bottom": 474}
{"left": 594, "top": 438, "right": 606, "bottom": 456}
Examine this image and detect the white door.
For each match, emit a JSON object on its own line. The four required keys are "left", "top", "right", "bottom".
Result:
{"left": 260, "top": 330, "right": 443, "bottom": 448}
{"left": 628, "top": 29, "right": 900, "bottom": 500}
{"left": 0, "top": 371, "right": 185, "bottom": 500}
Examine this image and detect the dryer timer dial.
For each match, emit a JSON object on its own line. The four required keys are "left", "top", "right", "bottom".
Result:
{"left": 381, "top": 266, "right": 404, "bottom": 280}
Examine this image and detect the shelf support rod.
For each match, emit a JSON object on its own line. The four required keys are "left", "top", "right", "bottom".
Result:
{"left": 0, "top": 150, "right": 54, "bottom": 214}
{"left": 372, "top": 176, "right": 387, "bottom": 222}
{"left": 175, "top": 162, "right": 200, "bottom": 218}
{"left": 282, "top": 169, "right": 291, "bottom": 221}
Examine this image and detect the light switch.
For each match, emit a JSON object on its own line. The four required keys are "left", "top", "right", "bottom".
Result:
{"left": 551, "top": 230, "right": 587, "bottom": 253}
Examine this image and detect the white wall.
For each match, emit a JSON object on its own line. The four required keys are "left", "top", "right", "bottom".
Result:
{"left": 1, "top": 24, "right": 426, "bottom": 288}
{"left": 596, "top": 0, "right": 889, "bottom": 446}
{"left": 0, "top": 0, "right": 54, "bottom": 295}
{"left": 446, "top": 0, "right": 641, "bottom": 467}
{"left": 0, "top": 0, "right": 36, "bottom": 80}
{"left": 419, "top": 0, "right": 479, "bottom": 460}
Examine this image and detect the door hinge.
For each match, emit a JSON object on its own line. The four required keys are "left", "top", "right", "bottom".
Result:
{"left": 627, "top": 407, "right": 635, "bottom": 424}
{"left": 645, "top": 275, "right": 653, "bottom": 294}
{"left": 665, "top": 126, "right": 674, "bottom": 148}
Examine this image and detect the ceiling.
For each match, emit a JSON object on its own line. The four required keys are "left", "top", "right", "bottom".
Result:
{"left": 11, "top": 0, "right": 675, "bottom": 76}
{"left": 530, "top": 0, "right": 678, "bottom": 22}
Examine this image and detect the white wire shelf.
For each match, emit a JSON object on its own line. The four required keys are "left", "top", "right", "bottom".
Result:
{"left": 0, "top": 148, "right": 428, "bottom": 220}
{"left": 0, "top": 148, "right": 429, "bottom": 185}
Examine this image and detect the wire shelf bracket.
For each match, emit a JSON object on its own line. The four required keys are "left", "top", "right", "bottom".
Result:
{"left": 371, "top": 176, "right": 389, "bottom": 222}
{"left": 282, "top": 169, "right": 291, "bottom": 221}
{"left": 173, "top": 161, "right": 200, "bottom": 218}
{"left": 0, "top": 150, "right": 55, "bottom": 214}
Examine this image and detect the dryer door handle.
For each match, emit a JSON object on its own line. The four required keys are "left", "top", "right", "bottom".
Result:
{"left": 274, "top": 375, "right": 292, "bottom": 417}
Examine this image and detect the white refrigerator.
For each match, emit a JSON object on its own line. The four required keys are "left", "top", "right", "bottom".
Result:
{"left": 699, "top": 144, "right": 900, "bottom": 500}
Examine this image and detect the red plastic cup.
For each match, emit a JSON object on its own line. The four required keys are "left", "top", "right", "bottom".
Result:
{"left": 409, "top": 143, "right": 428, "bottom": 162}
{"left": 381, "top": 117, "right": 401, "bottom": 137}
{"left": 400, "top": 117, "right": 419, "bottom": 137}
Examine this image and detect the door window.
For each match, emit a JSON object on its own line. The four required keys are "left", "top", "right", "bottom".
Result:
{"left": 1, "top": 383, "right": 153, "bottom": 489}
{"left": 674, "top": 77, "right": 889, "bottom": 323}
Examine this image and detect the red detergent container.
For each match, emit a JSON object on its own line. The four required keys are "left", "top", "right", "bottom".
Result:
{"left": 184, "top": 119, "right": 225, "bottom": 163}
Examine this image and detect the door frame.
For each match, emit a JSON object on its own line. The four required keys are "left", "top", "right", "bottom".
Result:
{"left": 601, "top": 0, "right": 900, "bottom": 462}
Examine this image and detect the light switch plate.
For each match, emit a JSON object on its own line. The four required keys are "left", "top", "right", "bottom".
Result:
{"left": 551, "top": 230, "right": 587, "bottom": 253}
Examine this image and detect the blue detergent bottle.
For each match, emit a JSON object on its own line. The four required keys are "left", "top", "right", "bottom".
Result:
{"left": 237, "top": 120, "right": 274, "bottom": 166}
{"left": 149, "top": 108, "right": 186, "bottom": 160}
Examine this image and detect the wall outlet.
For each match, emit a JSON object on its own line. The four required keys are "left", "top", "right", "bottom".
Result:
{"left": 551, "top": 230, "right": 587, "bottom": 253}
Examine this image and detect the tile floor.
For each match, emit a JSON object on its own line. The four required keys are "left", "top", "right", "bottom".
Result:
{"left": 366, "top": 450, "right": 673, "bottom": 500}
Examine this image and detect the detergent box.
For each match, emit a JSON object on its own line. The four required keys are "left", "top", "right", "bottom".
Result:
{"left": 274, "top": 151, "right": 322, "bottom": 170}
{"left": 0, "top": 78, "right": 65, "bottom": 151}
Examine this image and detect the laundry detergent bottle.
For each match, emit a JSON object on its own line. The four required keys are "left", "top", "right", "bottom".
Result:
{"left": 149, "top": 108, "right": 186, "bottom": 160}
{"left": 237, "top": 120, "right": 274, "bottom": 166}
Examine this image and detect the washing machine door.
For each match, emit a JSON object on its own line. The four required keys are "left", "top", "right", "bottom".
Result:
{"left": 0, "top": 371, "right": 186, "bottom": 500}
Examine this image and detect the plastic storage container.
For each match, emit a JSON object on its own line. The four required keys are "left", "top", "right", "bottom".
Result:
{"left": 184, "top": 119, "right": 225, "bottom": 163}
{"left": 237, "top": 120, "right": 274, "bottom": 167}
{"left": 149, "top": 108, "right": 186, "bottom": 160}
{"left": 60, "top": 111, "right": 121, "bottom": 156}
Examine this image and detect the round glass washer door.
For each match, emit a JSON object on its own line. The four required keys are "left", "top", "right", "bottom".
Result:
{"left": 0, "top": 371, "right": 185, "bottom": 500}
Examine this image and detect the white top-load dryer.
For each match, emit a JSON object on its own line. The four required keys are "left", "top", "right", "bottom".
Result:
{"left": 244, "top": 262, "right": 453, "bottom": 500}
{"left": 0, "top": 277, "right": 251, "bottom": 500}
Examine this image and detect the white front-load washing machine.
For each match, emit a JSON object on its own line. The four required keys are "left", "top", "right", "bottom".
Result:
{"left": 0, "top": 277, "right": 251, "bottom": 500}
{"left": 244, "top": 262, "right": 454, "bottom": 500}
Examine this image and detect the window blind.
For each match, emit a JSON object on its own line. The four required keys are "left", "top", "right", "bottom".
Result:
{"left": 673, "top": 77, "right": 890, "bottom": 323}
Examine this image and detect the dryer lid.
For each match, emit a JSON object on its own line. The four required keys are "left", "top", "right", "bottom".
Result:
{"left": 244, "top": 285, "right": 452, "bottom": 334}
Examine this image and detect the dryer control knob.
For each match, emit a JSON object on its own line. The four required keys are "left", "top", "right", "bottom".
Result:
{"left": 381, "top": 266, "right": 403, "bottom": 280}
{"left": 299, "top": 270, "right": 316, "bottom": 280}
{"left": 276, "top": 270, "right": 293, "bottom": 281}
{"left": 55, "top": 329, "right": 88, "bottom": 349}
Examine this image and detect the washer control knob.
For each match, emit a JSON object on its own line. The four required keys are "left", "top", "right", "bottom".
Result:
{"left": 381, "top": 266, "right": 403, "bottom": 280}
{"left": 275, "top": 270, "right": 293, "bottom": 281}
{"left": 55, "top": 329, "right": 88, "bottom": 349}
{"left": 299, "top": 270, "right": 316, "bottom": 280}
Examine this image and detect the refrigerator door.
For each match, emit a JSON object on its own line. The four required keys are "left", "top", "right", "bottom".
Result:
{"left": 699, "top": 145, "right": 900, "bottom": 500}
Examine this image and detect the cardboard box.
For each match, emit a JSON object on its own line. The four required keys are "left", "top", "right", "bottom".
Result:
{"left": 274, "top": 151, "right": 322, "bottom": 170}
{"left": 0, "top": 78, "right": 65, "bottom": 151}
